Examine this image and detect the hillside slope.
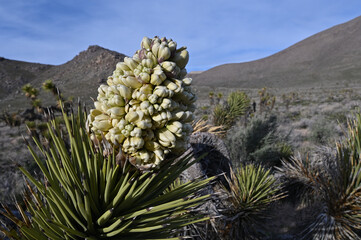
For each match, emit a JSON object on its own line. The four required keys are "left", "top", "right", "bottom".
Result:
{"left": 192, "top": 15, "right": 361, "bottom": 88}
{"left": 0, "top": 58, "right": 53, "bottom": 98}
{"left": 0, "top": 46, "right": 125, "bottom": 110}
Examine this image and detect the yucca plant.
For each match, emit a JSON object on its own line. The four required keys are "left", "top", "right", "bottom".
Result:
{"left": 299, "top": 148, "right": 361, "bottom": 239}
{"left": 42, "top": 79, "right": 72, "bottom": 112}
{"left": 277, "top": 154, "right": 319, "bottom": 204}
{"left": 0, "top": 104, "right": 213, "bottom": 239}
{"left": 42, "top": 80, "right": 57, "bottom": 95}
{"left": 212, "top": 104, "right": 230, "bottom": 130}
{"left": 212, "top": 91, "right": 250, "bottom": 131}
{"left": 279, "top": 114, "right": 361, "bottom": 239}
{"left": 220, "top": 164, "right": 284, "bottom": 239}
{"left": 22, "top": 84, "right": 39, "bottom": 100}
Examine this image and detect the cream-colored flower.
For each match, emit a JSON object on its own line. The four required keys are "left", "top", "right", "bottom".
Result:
{"left": 87, "top": 36, "right": 196, "bottom": 168}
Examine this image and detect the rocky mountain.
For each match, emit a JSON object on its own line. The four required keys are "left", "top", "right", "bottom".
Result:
{"left": 191, "top": 15, "right": 361, "bottom": 89}
{"left": 0, "top": 58, "right": 52, "bottom": 98}
{"left": 0, "top": 45, "right": 125, "bottom": 111}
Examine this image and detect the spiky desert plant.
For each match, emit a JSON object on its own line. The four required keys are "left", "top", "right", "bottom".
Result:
{"left": 42, "top": 79, "right": 72, "bottom": 112}
{"left": 88, "top": 36, "right": 196, "bottom": 170}
{"left": 277, "top": 154, "right": 320, "bottom": 204}
{"left": 220, "top": 164, "right": 284, "bottom": 239}
{"left": 22, "top": 83, "right": 42, "bottom": 111}
{"left": 0, "top": 111, "right": 21, "bottom": 127}
{"left": 212, "top": 104, "right": 230, "bottom": 129}
{"left": 278, "top": 114, "right": 361, "bottom": 239}
{"left": 216, "top": 92, "right": 223, "bottom": 104}
{"left": 42, "top": 79, "right": 66, "bottom": 103}
{"left": 212, "top": 91, "right": 250, "bottom": 131}
{"left": 299, "top": 148, "right": 361, "bottom": 239}
{"left": 226, "top": 91, "right": 250, "bottom": 120}
{"left": 0, "top": 104, "right": 213, "bottom": 239}
{"left": 258, "top": 87, "right": 275, "bottom": 114}
{"left": 209, "top": 92, "right": 215, "bottom": 105}
{"left": 42, "top": 79, "right": 57, "bottom": 95}
{"left": 22, "top": 83, "right": 39, "bottom": 100}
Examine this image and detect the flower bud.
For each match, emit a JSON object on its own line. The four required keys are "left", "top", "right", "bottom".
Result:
{"left": 92, "top": 119, "right": 112, "bottom": 132}
{"left": 163, "top": 79, "right": 178, "bottom": 91}
{"left": 123, "top": 76, "right": 143, "bottom": 89}
{"left": 130, "top": 127, "right": 142, "bottom": 137}
{"left": 148, "top": 94, "right": 158, "bottom": 104}
{"left": 117, "top": 85, "right": 132, "bottom": 100}
{"left": 166, "top": 121, "right": 183, "bottom": 137}
{"left": 158, "top": 43, "right": 171, "bottom": 61}
{"left": 153, "top": 86, "right": 169, "bottom": 98}
{"left": 172, "top": 49, "right": 189, "bottom": 69}
{"left": 107, "top": 107, "right": 126, "bottom": 118}
{"left": 161, "top": 61, "right": 176, "bottom": 73}
{"left": 90, "top": 109, "right": 102, "bottom": 117}
{"left": 141, "top": 59, "right": 154, "bottom": 69}
{"left": 168, "top": 40, "right": 177, "bottom": 52}
{"left": 125, "top": 110, "right": 139, "bottom": 122}
{"left": 141, "top": 36, "right": 151, "bottom": 50}
{"left": 151, "top": 42, "right": 161, "bottom": 58}
{"left": 182, "top": 78, "right": 192, "bottom": 86}
{"left": 150, "top": 73, "right": 164, "bottom": 86}
{"left": 145, "top": 141, "right": 161, "bottom": 151}
{"left": 160, "top": 98, "right": 172, "bottom": 110}
{"left": 146, "top": 52, "right": 157, "bottom": 66}
{"left": 116, "top": 62, "right": 131, "bottom": 71}
{"left": 124, "top": 57, "right": 138, "bottom": 71}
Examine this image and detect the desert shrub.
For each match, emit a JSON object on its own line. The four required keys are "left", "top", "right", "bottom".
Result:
{"left": 227, "top": 115, "right": 293, "bottom": 168}
{"left": 286, "top": 110, "right": 302, "bottom": 121}
{"left": 324, "top": 111, "right": 348, "bottom": 126}
{"left": 258, "top": 87, "right": 276, "bottom": 114}
{"left": 0, "top": 111, "right": 21, "bottom": 127}
{"left": 309, "top": 118, "right": 333, "bottom": 145}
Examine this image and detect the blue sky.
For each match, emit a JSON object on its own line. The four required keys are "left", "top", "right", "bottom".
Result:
{"left": 0, "top": 0, "right": 360, "bottom": 72}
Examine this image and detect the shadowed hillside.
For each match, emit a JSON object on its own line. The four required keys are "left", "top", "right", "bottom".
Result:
{"left": 0, "top": 58, "right": 52, "bottom": 97}
{"left": 0, "top": 45, "right": 125, "bottom": 111}
{"left": 192, "top": 15, "right": 361, "bottom": 88}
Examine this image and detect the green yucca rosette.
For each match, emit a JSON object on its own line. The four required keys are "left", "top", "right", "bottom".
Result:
{"left": 87, "top": 36, "right": 196, "bottom": 169}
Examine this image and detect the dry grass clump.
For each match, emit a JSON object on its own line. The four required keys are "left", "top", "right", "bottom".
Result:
{"left": 192, "top": 119, "right": 226, "bottom": 137}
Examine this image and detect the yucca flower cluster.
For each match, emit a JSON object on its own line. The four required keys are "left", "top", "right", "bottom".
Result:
{"left": 87, "top": 36, "right": 196, "bottom": 168}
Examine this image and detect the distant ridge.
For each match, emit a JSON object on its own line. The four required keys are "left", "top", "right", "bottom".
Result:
{"left": 191, "top": 15, "right": 361, "bottom": 88}
{"left": 0, "top": 45, "right": 125, "bottom": 110}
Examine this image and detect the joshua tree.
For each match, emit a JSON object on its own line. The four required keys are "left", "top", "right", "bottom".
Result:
{"left": 216, "top": 92, "right": 223, "bottom": 104}
{"left": 209, "top": 91, "right": 215, "bottom": 105}
{"left": 258, "top": 87, "right": 276, "bottom": 114}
